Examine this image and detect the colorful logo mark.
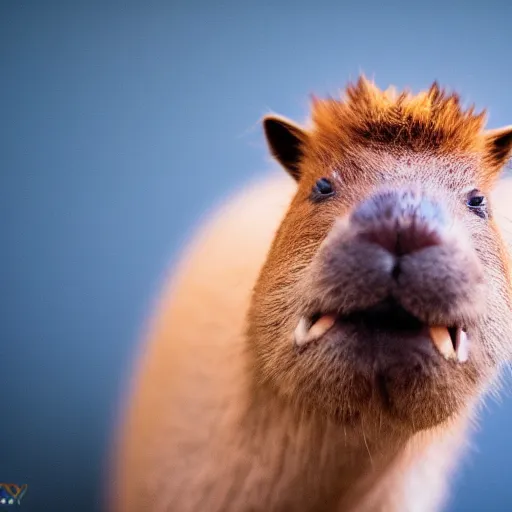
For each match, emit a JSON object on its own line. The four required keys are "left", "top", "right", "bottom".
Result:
{"left": 0, "top": 484, "right": 28, "bottom": 506}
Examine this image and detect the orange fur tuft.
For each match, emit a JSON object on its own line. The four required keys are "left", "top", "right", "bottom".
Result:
{"left": 310, "top": 76, "right": 487, "bottom": 155}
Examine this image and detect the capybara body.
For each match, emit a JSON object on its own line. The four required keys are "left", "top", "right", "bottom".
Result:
{"left": 112, "top": 78, "right": 512, "bottom": 512}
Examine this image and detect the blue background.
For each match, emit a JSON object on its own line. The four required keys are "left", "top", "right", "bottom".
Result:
{"left": 2, "top": 1, "right": 511, "bottom": 511}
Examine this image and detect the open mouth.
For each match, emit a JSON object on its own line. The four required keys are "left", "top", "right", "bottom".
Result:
{"left": 294, "top": 302, "right": 469, "bottom": 363}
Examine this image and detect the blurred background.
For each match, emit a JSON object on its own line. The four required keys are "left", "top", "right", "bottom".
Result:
{"left": 2, "top": 1, "right": 512, "bottom": 511}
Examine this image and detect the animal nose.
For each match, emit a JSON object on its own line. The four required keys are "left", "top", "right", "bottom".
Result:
{"left": 350, "top": 188, "right": 444, "bottom": 256}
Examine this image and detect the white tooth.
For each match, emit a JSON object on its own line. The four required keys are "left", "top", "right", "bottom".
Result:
{"left": 294, "top": 314, "right": 336, "bottom": 347}
{"left": 455, "top": 329, "right": 469, "bottom": 363}
{"left": 429, "top": 326, "right": 456, "bottom": 360}
{"left": 294, "top": 317, "right": 311, "bottom": 347}
{"left": 308, "top": 314, "right": 336, "bottom": 339}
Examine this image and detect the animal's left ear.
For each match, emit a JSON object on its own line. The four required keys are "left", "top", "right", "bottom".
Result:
{"left": 484, "top": 125, "right": 512, "bottom": 172}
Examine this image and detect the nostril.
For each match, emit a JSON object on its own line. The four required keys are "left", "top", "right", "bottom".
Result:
{"left": 357, "top": 218, "right": 442, "bottom": 256}
{"left": 396, "top": 221, "right": 443, "bottom": 254}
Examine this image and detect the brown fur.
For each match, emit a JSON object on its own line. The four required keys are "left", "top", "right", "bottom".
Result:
{"left": 111, "top": 78, "right": 512, "bottom": 512}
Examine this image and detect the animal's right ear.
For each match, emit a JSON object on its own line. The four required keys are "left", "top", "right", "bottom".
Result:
{"left": 484, "top": 125, "right": 512, "bottom": 172}
{"left": 263, "top": 115, "right": 309, "bottom": 181}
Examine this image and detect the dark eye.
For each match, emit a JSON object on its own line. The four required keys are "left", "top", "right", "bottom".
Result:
{"left": 466, "top": 189, "right": 487, "bottom": 218}
{"left": 311, "top": 178, "right": 334, "bottom": 201}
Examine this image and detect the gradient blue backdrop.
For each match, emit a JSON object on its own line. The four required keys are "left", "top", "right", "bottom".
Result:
{"left": 2, "top": 2, "right": 512, "bottom": 511}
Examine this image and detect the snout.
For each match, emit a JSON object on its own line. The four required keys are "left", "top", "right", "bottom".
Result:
{"left": 351, "top": 188, "right": 445, "bottom": 258}
{"left": 299, "top": 186, "right": 486, "bottom": 356}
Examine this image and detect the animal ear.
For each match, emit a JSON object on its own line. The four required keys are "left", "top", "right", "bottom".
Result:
{"left": 263, "top": 115, "right": 309, "bottom": 181}
{"left": 484, "top": 125, "right": 512, "bottom": 171}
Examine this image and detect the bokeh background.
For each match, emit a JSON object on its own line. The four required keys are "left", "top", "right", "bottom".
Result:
{"left": 2, "top": 1, "right": 512, "bottom": 511}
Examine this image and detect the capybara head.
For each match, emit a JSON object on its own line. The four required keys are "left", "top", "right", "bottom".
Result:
{"left": 248, "top": 77, "right": 512, "bottom": 435}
